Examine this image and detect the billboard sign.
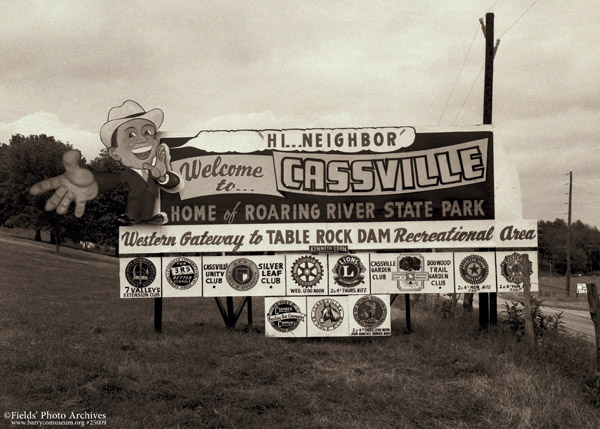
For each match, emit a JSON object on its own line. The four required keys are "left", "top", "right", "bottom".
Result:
{"left": 159, "top": 127, "right": 494, "bottom": 226}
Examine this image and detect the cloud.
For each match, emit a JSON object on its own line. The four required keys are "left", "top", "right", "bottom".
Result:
{"left": 0, "top": 112, "right": 102, "bottom": 162}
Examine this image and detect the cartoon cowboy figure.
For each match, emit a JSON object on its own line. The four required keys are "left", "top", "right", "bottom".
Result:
{"left": 30, "top": 100, "right": 182, "bottom": 225}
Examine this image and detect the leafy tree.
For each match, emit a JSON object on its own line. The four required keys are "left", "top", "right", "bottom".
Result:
{"left": 538, "top": 219, "right": 600, "bottom": 275}
{"left": 77, "top": 148, "right": 127, "bottom": 251}
{"left": 0, "top": 143, "right": 10, "bottom": 226}
{"left": 0, "top": 134, "right": 82, "bottom": 251}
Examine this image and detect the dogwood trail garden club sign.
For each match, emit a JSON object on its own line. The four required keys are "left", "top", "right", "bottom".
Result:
{"left": 118, "top": 126, "right": 538, "bottom": 337}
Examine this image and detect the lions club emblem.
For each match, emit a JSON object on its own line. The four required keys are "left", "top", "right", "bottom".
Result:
{"left": 332, "top": 255, "right": 366, "bottom": 287}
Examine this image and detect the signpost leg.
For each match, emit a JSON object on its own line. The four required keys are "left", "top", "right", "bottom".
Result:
{"left": 214, "top": 298, "right": 230, "bottom": 328}
{"left": 215, "top": 297, "right": 253, "bottom": 329}
{"left": 490, "top": 292, "right": 498, "bottom": 325}
{"left": 479, "top": 293, "right": 489, "bottom": 330}
{"left": 234, "top": 297, "right": 248, "bottom": 321}
{"left": 226, "top": 297, "right": 235, "bottom": 328}
{"left": 154, "top": 297, "right": 162, "bottom": 333}
{"left": 247, "top": 297, "right": 253, "bottom": 328}
{"left": 405, "top": 294, "right": 412, "bottom": 333}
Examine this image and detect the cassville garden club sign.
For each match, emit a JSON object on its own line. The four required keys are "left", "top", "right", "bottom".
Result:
{"left": 118, "top": 126, "right": 538, "bottom": 337}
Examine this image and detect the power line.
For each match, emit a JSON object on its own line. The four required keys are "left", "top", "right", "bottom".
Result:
{"left": 453, "top": 64, "right": 484, "bottom": 124}
{"left": 487, "top": 0, "right": 501, "bottom": 13}
{"left": 437, "top": 25, "right": 480, "bottom": 125}
{"left": 499, "top": 0, "right": 541, "bottom": 38}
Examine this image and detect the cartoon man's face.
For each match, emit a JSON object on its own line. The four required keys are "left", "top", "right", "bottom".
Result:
{"left": 108, "top": 118, "right": 159, "bottom": 170}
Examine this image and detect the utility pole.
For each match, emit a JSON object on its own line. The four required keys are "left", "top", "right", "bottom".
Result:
{"left": 480, "top": 12, "right": 499, "bottom": 328}
{"left": 566, "top": 171, "right": 573, "bottom": 296}
{"left": 482, "top": 13, "right": 495, "bottom": 124}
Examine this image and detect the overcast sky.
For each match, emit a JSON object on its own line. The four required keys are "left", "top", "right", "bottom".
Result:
{"left": 1, "top": 0, "right": 598, "bottom": 227}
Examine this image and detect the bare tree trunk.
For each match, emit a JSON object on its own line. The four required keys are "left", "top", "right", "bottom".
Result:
{"left": 463, "top": 293, "right": 474, "bottom": 311}
{"left": 450, "top": 293, "right": 460, "bottom": 310}
{"left": 34, "top": 230, "right": 42, "bottom": 242}
{"left": 53, "top": 230, "right": 60, "bottom": 254}
{"left": 523, "top": 254, "right": 534, "bottom": 345}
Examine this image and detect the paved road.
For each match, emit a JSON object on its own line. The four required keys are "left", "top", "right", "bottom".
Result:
{"left": 483, "top": 295, "right": 596, "bottom": 342}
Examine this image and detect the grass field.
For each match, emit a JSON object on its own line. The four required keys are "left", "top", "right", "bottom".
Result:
{"left": 1, "top": 230, "right": 599, "bottom": 428}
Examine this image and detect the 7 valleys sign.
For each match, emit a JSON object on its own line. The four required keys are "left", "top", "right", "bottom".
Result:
{"left": 119, "top": 126, "right": 537, "bottom": 254}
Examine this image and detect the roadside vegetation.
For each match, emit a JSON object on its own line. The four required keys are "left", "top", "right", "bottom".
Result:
{"left": 1, "top": 231, "right": 599, "bottom": 428}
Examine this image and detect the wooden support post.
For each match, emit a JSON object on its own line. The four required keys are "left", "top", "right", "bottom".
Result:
{"left": 490, "top": 292, "right": 497, "bottom": 325}
{"left": 234, "top": 297, "right": 248, "bottom": 321}
{"left": 215, "top": 297, "right": 252, "bottom": 329}
{"left": 479, "top": 293, "right": 489, "bottom": 330}
{"left": 247, "top": 297, "right": 254, "bottom": 328}
{"left": 566, "top": 171, "right": 573, "bottom": 296}
{"left": 585, "top": 283, "right": 600, "bottom": 375}
{"left": 522, "top": 254, "right": 535, "bottom": 345}
{"left": 214, "top": 297, "right": 230, "bottom": 327}
{"left": 405, "top": 294, "right": 412, "bottom": 333}
{"left": 154, "top": 297, "right": 163, "bottom": 333}
{"left": 226, "top": 297, "right": 235, "bottom": 328}
{"left": 482, "top": 12, "right": 497, "bottom": 326}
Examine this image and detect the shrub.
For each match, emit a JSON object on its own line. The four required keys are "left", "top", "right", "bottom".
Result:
{"left": 502, "top": 296, "right": 564, "bottom": 340}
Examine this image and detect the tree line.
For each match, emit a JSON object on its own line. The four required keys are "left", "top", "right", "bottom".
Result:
{"left": 538, "top": 219, "right": 600, "bottom": 275}
{"left": 0, "top": 134, "right": 126, "bottom": 252}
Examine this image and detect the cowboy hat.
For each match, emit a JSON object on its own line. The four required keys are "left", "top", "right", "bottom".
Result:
{"left": 99, "top": 100, "right": 164, "bottom": 147}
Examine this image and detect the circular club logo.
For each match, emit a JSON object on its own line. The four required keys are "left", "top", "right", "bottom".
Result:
{"left": 226, "top": 258, "right": 259, "bottom": 291}
{"left": 500, "top": 252, "right": 532, "bottom": 284}
{"left": 311, "top": 298, "right": 344, "bottom": 331}
{"left": 267, "top": 300, "right": 306, "bottom": 333}
{"left": 125, "top": 258, "right": 156, "bottom": 288}
{"left": 353, "top": 296, "right": 387, "bottom": 329}
{"left": 290, "top": 256, "right": 323, "bottom": 287}
{"left": 332, "top": 255, "right": 366, "bottom": 287}
{"left": 459, "top": 254, "right": 489, "bottom": 285}
{"left": 165, "top": 257, "right": 199, "bottom": 290}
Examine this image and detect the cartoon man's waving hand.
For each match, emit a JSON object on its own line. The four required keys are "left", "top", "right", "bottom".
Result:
{"left": 30, "top": 100, "right": 182, "bottom": 225}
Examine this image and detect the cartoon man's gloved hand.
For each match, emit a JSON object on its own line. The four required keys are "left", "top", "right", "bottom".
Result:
{"left": 142, "top": 143, "right": 172, "bottom": 181}
{"left": 29, "top": 150, "right": 99, "bottom": 217}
